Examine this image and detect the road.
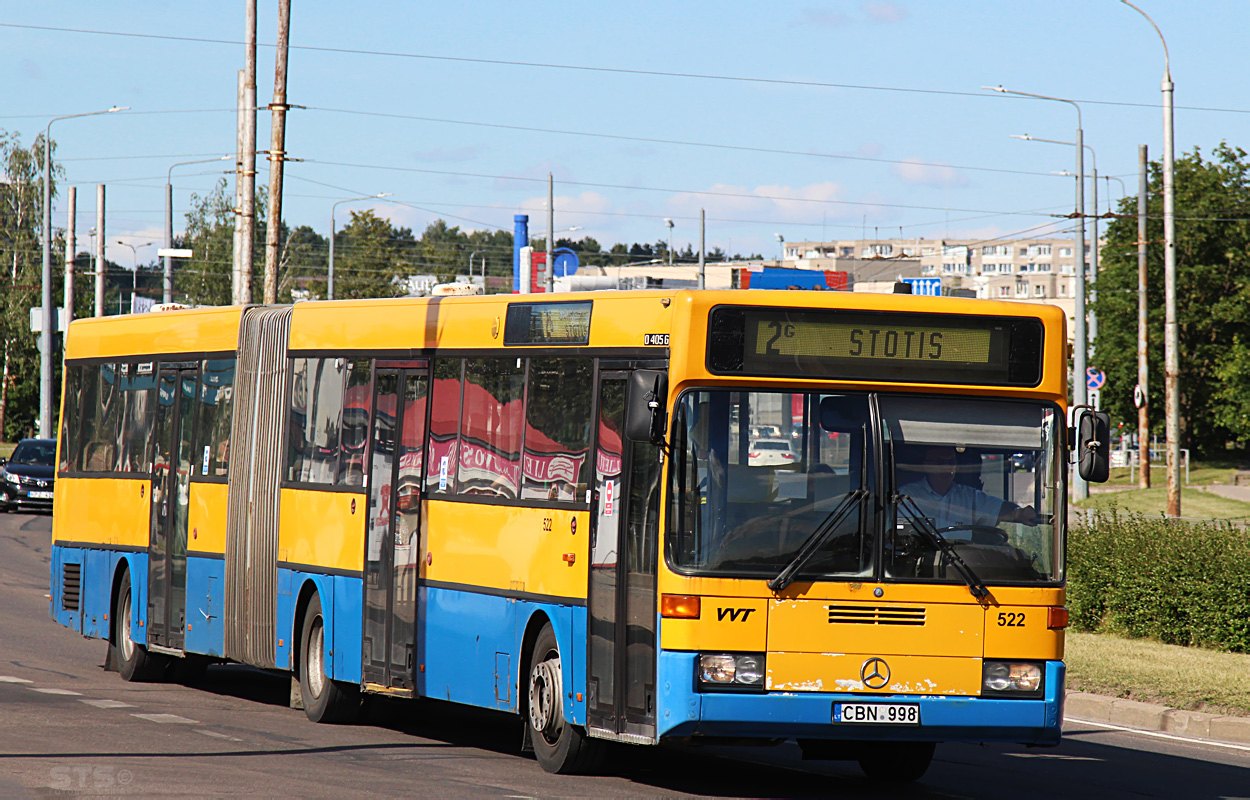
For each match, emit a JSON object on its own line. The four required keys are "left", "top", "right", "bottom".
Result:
{"left": 2, "top": 513, "right": 1248, "bottom": 798}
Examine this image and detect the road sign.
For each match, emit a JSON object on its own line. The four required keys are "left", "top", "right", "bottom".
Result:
{"left": 1086, "top": 368, "right": 1106, "bottom": 390}
{"left": 29, "top": 307, "right": 67, "bottom": 333}
{"left": 903, "top": 277, "right": 941, "bottom": 296}
{"left": 1088, "top": 388, "right": 1101, "bottom": 410}
{"left": 157, "top": 248, "right": 193, "bottom": 258}
{"left": 1134, "top": 384, "right": 1146, "bottom": 409}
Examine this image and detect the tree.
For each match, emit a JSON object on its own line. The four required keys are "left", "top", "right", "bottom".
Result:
{"left": 0, "top": 130, "right": 62, "bottom": 440}
{"left": 1093, "top": 143, "right": 1250, "bottom": 457}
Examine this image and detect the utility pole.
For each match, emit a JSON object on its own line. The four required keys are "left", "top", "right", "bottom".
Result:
{"left": 1137, "top": 144, "right": 1150, "bottom": 489}
{"left": 263, "top": 0, "right": 292, "bottom": 304}
{"left": 238, "top": 0, "right": 257, "bottom": 305}
{"left": 233, "top": 69, "right": 245, "bottom": 304}
{"left": 64, "top": 187, "right": 75, "bottom": 328}
{"left": 95, "top": 185, "right": 105, "bottom": 317}
{"left": 545, "top": 172, "right": 554, "bottom": 294}
{"left": 698, "top": 208, "right": 706, "bottom": 290}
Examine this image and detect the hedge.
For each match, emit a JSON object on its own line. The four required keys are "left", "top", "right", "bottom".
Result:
{"left": 1067, "top": 511, "right": 1250, "bottom": 653}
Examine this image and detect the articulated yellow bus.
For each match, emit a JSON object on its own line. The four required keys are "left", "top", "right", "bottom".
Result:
{"left": 50, "top": 289, "right": 1107, "bottom": 780}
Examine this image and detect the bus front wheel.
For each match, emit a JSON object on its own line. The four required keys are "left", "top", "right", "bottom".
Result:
{"left": 113, "top": 571, "right": 167, "bottom": 682}
{"left": 298, "top": 593, "right": 359, "bottom": 724}
{"left": 526, "top": 623, "right": 604, "bottom": 774}
{"left": 858, "top": 741, "right": 935, "bottom": 782}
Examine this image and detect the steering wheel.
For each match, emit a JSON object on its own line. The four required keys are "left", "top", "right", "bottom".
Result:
{"left": 935, "top": 524, "right": 1009, "bottom": 546}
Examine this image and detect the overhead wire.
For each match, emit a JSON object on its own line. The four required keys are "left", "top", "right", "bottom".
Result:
{"left": 3, "top": 22, "right": 1249, "bottom": 115}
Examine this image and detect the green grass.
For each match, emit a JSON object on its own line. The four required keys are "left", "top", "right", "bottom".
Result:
{"left": 1076, "top": 487, "right": 1250, "bottom": 519}
{"left": 1104, "top": 461, "right": 1239, "bottom": 486}
{"left": 1067, "top": 632, "right": 1250, "bottom": 716}
{"left": 0, "top": 442, "right": 15, "bottom": 459}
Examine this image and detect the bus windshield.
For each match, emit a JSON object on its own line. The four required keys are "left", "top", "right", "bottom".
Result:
{"left": 666, "top": 390, "right": 1063, "bottom": 586}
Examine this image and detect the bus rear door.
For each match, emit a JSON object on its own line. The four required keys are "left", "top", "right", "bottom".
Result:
{"left": 148, "top": 362, "right": 198, "bottom": 652}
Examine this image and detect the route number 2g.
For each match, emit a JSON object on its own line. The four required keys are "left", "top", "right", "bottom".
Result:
{"left": 997, "top": 612, "right": 1026, "bottom": 627}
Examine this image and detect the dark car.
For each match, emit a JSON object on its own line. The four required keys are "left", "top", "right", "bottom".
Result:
{"left": 1, "top": 438, "right": 57, "bottom": 513}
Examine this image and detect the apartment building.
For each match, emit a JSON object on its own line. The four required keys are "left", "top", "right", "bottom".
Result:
{"left": 781, "top": 236, "right": 1091, "bottom": 302}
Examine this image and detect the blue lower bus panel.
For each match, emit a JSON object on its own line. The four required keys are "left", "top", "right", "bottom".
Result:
{"left": 658, "top": 652, "right": 1064, "bottom": 745}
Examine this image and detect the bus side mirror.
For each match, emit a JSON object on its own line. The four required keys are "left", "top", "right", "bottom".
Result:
{"left": 1075, "top": 407, "right": 1110, "bottom": 483}
{"left": 625, "top": 370, "right": 668, "bottom": 446}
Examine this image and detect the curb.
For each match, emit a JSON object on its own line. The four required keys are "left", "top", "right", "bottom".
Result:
{"left": 1065, "top": 691, "right": 1250, "bottom": 746}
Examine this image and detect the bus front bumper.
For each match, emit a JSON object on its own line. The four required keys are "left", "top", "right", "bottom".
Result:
{"left": 657, "top": 653, "right": 1064, "bottom": 745}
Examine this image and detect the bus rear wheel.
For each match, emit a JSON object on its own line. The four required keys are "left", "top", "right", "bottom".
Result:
{"left": 526, "top": 623, "right": 604, "bottom": 774}
{"left": 298, "top": 593, "right": 359, "bottom": 723}
{"left": 857, "top": 741, "right": 935, "bottom": 782}
{"left": 113, "top": 571, "right": 167, "bottom": 682}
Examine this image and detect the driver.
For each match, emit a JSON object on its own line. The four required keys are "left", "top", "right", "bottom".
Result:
{"left": 900, "top": 445, "right": 1038, "bottom": 530}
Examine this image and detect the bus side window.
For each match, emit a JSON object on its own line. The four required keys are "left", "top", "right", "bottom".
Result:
{"left": 426, "top": 358, "right": 463, "bottom": 495}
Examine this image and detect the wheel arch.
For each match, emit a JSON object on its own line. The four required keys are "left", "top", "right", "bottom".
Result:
{"left": 109, "top": 553, "right": 145, "bottom": 647}
{"left": 290, "top": 576, "right": 325, "bottom": 676}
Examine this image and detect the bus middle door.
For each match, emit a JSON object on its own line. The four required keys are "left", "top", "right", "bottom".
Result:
{"left": 363, "top": 362, "right": 429, "bottom": 692}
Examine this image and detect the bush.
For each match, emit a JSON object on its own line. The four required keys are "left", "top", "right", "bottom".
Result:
{"left": 1068, "top": 510, "right": 1250, "bottom": 652}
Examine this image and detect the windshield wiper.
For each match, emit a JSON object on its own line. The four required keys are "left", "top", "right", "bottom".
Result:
{"left": 768, "top": 488, "right": 867, "bottom": 593}
{"left": 893, "top": 492, "right": 991, "bottom": 603}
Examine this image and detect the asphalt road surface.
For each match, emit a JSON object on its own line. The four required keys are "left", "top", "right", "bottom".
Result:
{"left": 2, "top": 512, "right": 1248, "bottom": 798}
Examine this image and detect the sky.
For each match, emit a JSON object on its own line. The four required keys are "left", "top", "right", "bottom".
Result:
{"left": 3, "top": 1, "right": 1249, "bottom": 272}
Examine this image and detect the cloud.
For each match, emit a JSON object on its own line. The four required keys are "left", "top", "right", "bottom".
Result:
{"left": 892, "top": 159, "right": 967, "bottom": 188}
{"left": 791, "top": 3, "right": 905, "bottom": 28}
{"left": 861, "top": 1, "right": 906, "bottom": 23}
{"left": 790, "top": 8, "right": 850, "bottom": 27}
{"left": 411, "top": 145, "right": 481, "bottom": 163}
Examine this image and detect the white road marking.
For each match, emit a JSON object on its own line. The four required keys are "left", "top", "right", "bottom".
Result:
{"left": 0, "top": 676, "right": 33, "bottom": 683}
{"left": 196, "top": 730, "right": 242, "bottom": 742}
{"left": 131, "top": 713, "right": 199, "bottom": 724}
{"left": 1003, "top": 752, "right": 1102, "bottom": 761}
{"left": 29, "top": 687, "right": 82, "bottom": 695}
{"left": 79, "top": 698, "right": 136, "bottom": 709}
{"left": 1068, "top": 717, "right": 1250, "bottom": 753}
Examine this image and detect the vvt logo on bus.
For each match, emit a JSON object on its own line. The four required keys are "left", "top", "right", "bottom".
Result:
{"left": 717, "top": 607, "right": 755, "bottom": 622}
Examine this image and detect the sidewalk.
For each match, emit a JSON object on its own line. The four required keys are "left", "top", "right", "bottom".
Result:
{"left": 1065, "top": 691, "right": 1250, "bottom": 746}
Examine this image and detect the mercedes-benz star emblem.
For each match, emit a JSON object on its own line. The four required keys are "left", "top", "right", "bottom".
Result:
{"left": 860, "top": 657, "right": 890, "bottom": 689}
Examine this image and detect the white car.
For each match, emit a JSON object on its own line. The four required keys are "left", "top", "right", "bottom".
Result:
{"left": 748, "top": 438, "right": 797, "bottom": 466}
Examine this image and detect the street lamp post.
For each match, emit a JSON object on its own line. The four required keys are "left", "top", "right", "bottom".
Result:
{"left": 1122, "top": 0, "right": 1179, "bottom": 517}
{"left": 988, "top": 85, "right": 1089, "bottom": 500}
{"left": 166, "top": 156, "right": 230, "bottom": 304}
{"left": 663, "top": 218, "right": 675, "bottom": 265}
{"left": 775, "top": 233, "right": 785, "bottom": 262}
{"left": 1016, "top": 134, "right": 1101, "bottom": 343}
{"left": 328, "top": 193, "right": 391, "bottom": 300}
{"left": 40, "top": 106, "right": 127, "bottom": 438}
{"left": 115, "top": 240, "right": 152, "bottom": 313}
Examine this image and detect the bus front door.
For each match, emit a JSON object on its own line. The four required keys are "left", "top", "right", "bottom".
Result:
{"left": 363, "top": 363, "right": 429, "bottom": 692}
{"left": 587, "top": 371, "right": 660, "bottom": 742}
{"left": 148, "top": 365, "right": 198, "bottom": 652}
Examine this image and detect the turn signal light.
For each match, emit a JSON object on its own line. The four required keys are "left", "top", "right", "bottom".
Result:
{"left": 661, "top": 594, "right": 701, "bottom": 619}
{"left": 1047, "top": 606, "right": 1069, "bottom": 630}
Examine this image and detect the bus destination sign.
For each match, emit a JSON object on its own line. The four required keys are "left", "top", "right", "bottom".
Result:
{"left": 708, "top": 306, "right": 1044, "bottom": 387}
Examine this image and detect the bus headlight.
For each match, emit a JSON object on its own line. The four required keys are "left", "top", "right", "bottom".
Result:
{"left": 699, "top": 653, "right": 766, "bottom": 688}
{"left": 982, "top": 661, "right": 1043, "bottom": 696}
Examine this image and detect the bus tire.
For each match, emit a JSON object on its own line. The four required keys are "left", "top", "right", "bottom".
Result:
{"left": 298, "top": 593, "right": 358, "bottom": 724}
{"left": 114, "top": 571, "right": 167, "bottom": 682}
{"left": 857, "top": 741, "right": 935, "bottom": 782}
{"left": 526, "top": 623, "right": 604, "bottom": 774}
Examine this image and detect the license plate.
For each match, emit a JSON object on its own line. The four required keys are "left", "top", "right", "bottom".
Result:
{"left": 28, "top": 491, "right": 52, "bottom": 499}
{"left": 833, "top": 702, "right": 920, "bottom": 725}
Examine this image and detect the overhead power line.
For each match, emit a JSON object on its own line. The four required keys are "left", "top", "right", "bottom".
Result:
{"left": 3, "top": 22, "right": 1249, "bottom": 116}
